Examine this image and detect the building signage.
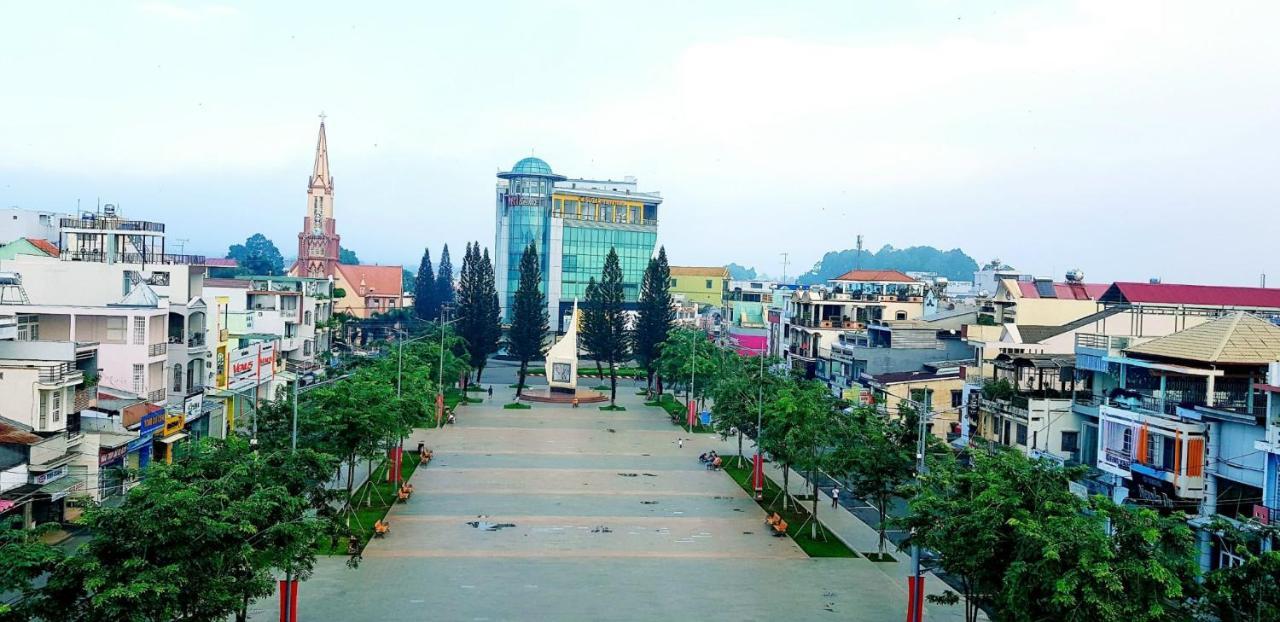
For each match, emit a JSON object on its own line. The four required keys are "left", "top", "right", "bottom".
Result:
{"left": 1254, "top": 504, "right": 1273, "bottom": 526}
{"left": 138, "top": 407, "right": 165, "bottom": 436}
{"left": 162, "top": 414, "right": 185, "bottom": 437}
{"left": 99, "top": 445, "right": 128, "bottom": 466}
{"left": 504, "top": 194, "right": 543, "bottom": 207}
{"left": 768, "top": 309, "right": 781, "bottom": 325}
{"left": 183, "top": 393, "right": 204, "bottom": 419}
{"left": 50, "top": 480, "right": 84, "bottom": 502}
{"left": 228, "top": 342, "right": 276, "bottom": 391}
{"left": 33, "top": 466, "right": 67, "bottom": 486}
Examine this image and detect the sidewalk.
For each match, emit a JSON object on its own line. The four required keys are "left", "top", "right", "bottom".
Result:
{"left": 716, "top": 435, "right": 986, "bottom": 622}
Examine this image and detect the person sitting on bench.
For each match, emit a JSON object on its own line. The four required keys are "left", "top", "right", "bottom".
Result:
{"left": 373, "top": 520, "right": 390, "bottom": 537}
{"left": 772, "top": 519, "right": 788, "bottom": 536}
{"left": 766, "top": 512, "right": 782, "bottom": 527}
{"left": 711, "top": 456, "right": 723, "bottom": 470}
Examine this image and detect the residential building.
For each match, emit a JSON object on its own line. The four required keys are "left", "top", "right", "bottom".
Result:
{"left": 785, "top": 270, "right": 927, "bottom": 380}
{"left": 973, "top": 353, "right": 1086, "bottom": 463}
{"left": 1255, "top": 363, "right": 1280, "bottom": 541}
{"left": 0, "top": 207, "right": 71, "bottom": 245}
{"left": 669, "top": 267, "right": 729, "bottom": 309}
{"left": 0, "top": 337, "right": 99, "bottom": 527}
{"left": 494, "top": 157, "right": 661, "bottom": 331}
{"left": 828, "top": 317, "right": 973, "bottom": 392}
{"left": 1073, "top": 312, "right": 1279, "bottom": 570}
{"left": 0, "top": 238, "right": 59, "bottom": 260}
{"left": 286, "top": 120, "right": 404, "bottom": 317}
{"left": 866, "top": 360, "right": 971, "bottom": 440}
{"left": 204, "top": 275, "right": 333, "bottom": 372}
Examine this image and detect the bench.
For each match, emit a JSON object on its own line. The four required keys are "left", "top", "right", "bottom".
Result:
{"left": 771, "top": 520, "right": 788, "bottom": 536}
{"left": 373, "top": 520, "right": 390, "bottom": 537}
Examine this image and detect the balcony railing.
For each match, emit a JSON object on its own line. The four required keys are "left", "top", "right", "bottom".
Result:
{"left": 187, "top": 332, "right": 206, "bottom": 348}
{"left": 147, "top": 389, "right": 166, "bottom": 402}
{"left": 62, "top": 251, "right": 204, "bottom": 264}
{"left": 148, "top": 343, "right": 167, "bottom": 357}
{"left": 37, "top": 366, "right": 84, "bottom": 385}
{"left": 60, "top": 217, "right": 164, "bottom": 232}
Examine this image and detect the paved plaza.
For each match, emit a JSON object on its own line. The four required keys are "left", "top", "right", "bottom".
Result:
{"left": 248, "top": 384, "right": 937, "bottom": 621}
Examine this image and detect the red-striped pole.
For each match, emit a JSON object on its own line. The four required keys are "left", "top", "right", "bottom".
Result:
{"left": 279, "top": 578, "right": 298, "bottom": 622}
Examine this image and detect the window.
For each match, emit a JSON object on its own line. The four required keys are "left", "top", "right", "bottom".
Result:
{"left": 895, "top": 311, "right": 908, "bottom": 320}
{"left": 16, "top": 314, "right": 38, "bottom": 341}
{"left": 173, "top": 364, "right": 183, "bottom": 392}
{"left": 304, "top": 310, "right": 313, "bottom": 325}
{"left": 950, "top": 390, "right": 963, "bottom": 408}
{"left": 1219, "top": 549, "right": 1245, "bottom": 569}
{"left": 51, "top": 389, "right": 62, "bottom": 422}
{"left": 1061, "top": 430, "right": 1080, "bottom": 454}
{"left": 133, "top": 364, "right": 144, "bottom": 395}
{"left": 670, "top": 278, "right": 677, "bottom": 287}
{"left": 1016, "top": 423, "right": 1028, "bottom": 446}
{"left": 133, "top": 316, "right": 146, "bottom": 344}
{"left": 40, "top": 391, "right": 48, "bottom": 428}
{"left": 705, "top": 279, "right": 713, "bottom": 289}
{"left": 106, "top": 316, "right": 127, "bottom": 343}
{"left": 304, "top": 340, "right": 312, "bottom": 356}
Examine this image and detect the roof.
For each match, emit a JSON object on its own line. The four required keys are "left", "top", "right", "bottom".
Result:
{"left": 336, "top": 264, "right": 404, "bottom": 298}
{"left": 1013, "top": 307, "right": 1126, "bottom": 344}
{"left": 993, "top": 353, "right": 1075, "bottom": 369}
{"left": 26, "top": 238, "right": 59, "bottom": 257}
{"left": 0, "top": 418, "right": 41, "bottom": 445}
{"left": 1100, "top": 281, "right": 1280, "bottom": 309}
{"left": 1123, "top": 311, "right": 1280, "bottom": 365}
{"left": 831, "top": 269, "right": 917, "bottom": 283}
{"left": 499, "top": 156, "right": 566, "bottom": 180}
{"left": 204, "top": 278, "right": 251, "bottom": 288}
{"left": 203, "top": 258, "right": 238, "bottom": 268}
{"left": 1014, "top": 280, "right": 1108, "bottom": 300}
{"left": 113, "top": 283, "right": 159, "bottom": 307}
{"left": 670, "top": 266, "right": 729, "bottom": 278}
{"left": 871, "top": 369, "right": 961, "bottom": 385}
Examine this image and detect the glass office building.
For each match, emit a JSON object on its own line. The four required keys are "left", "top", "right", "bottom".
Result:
{"left": 495, "top": 157, "right": 661, "bottom": 332}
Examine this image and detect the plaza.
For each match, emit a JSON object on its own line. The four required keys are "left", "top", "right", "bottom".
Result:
{"left": 248, "top": 382, "right": 951, "bottom": 621}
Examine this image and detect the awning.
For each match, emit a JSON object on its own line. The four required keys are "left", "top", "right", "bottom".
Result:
{"left": 38, "top": 476, "right": 84, "bottom": 501}
{"left": 157, "top": 432, "right": 189, "bottom": 444}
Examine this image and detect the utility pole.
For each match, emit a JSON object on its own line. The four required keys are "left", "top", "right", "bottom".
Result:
{"left": 854, "top": 234, "right": 863, "bottom": 271}
{"left": 780, "top": 253, "right": 790, "bottom": 284}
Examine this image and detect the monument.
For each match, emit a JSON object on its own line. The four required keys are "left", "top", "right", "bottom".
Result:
{"left": 519, "top": 301, "right": 606, "bottom": 404}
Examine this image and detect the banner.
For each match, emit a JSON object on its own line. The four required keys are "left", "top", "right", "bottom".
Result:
{"left": 752, "top": 453, "right": 764, "bottom": 493}
{"left": 228, "top": 342, "right": 276, "bottom": 391}
{"left": 687, "top": 401, "right": 696, "bottom": 428}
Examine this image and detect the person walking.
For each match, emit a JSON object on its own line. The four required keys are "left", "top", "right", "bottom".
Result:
{"left": 677, "top": 438, "right": 684, "bottom": 449}
{"left": 831, "top": 486, "right": 840, "bottom": 509}
{"left": 487, "top": 385, "right": 493, "bottom": 399}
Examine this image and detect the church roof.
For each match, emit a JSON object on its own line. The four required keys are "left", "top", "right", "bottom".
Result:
{"left": 309, "top": 121, "right": 332, "bottom": 191}
{"left": 336, "top": 264, "right": 403, "bottom": 298}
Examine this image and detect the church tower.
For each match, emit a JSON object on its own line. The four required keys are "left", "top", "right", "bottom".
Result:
{"left": 297, "top": 118, "right": 341, "bottom": 278}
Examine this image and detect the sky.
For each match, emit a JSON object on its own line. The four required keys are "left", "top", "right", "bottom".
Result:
{"left": 1, "top": 1, "right": 1278, "bottom": 286}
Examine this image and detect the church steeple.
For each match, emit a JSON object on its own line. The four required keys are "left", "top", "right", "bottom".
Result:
{"left": 309, "top": 116, "right": 333, "bottom": 193}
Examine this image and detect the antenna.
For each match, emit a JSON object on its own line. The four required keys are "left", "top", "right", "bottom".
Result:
{"left": 172, "top": 238, "right": 189, "bottom": 254}
{"left": 780, "top": 253, "right": 790, "bottom": 284}
{"left": 854, "top": 234, "right": 864, "bottom": 271}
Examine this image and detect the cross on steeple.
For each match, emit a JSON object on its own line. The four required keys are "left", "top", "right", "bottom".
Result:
{"left": 319, "top": 111, "right": 327, "bottom": 123}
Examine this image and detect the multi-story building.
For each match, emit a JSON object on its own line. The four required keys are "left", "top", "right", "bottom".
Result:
{"left": 669, "top": 267, "right": 729, "bottom": 309}
{"left": 0, "top": 336, "right": 99, "bottom": 527}
{"left": 973, "top": 352, "right": 1086, "bottom": 463}
{"left": 785, "top": 270, "right": 927, "bottom": 380}
{"left": 828, "top": 317, "right": 974, "bottom": 392}
{"left": 204, "top": 275, "right": 332, "bottom": 372}
{"left": 866, "top": 360, "right": 972, "bottom": 439}
{"left": 1255, "top": 363, "right": 1280, "bottom": 544}
{"left": 0, "top": 207, "right": 72, "bottom": 245}
{"left": 494, "top": 157, "right": 661, "bottom": 331}
{"left": 1073, "top": 312, "right": 1278, "bottom": 570}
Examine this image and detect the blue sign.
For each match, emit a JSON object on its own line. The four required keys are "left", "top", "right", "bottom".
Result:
{"left": 138, "top": 407, "right": 165, "bottom": 436}
{"left": 699, "top": 411, "right": 712, "bottom": 426}
{"left": 127, "top": 434, "right": 154, "bottom": 454}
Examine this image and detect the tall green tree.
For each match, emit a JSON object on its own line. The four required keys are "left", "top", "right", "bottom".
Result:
{"left": 778, "top": 380, "right": 840, "bottom": 538}
{"left": 457, "top": 243, "right": 501, "bottom": 384}
{"left": 414, "top": 247, "right": 438, "bottom": 321}
{"left": 596, "top": 248, "right": 630, "bottom": 406}
{"left": 632, "top": 247, "right": 674, "bottom": 392}
{"left": 339, "top": 246, "right": 360, "bottom": 264}
{"left": 225, "top": 233, "right": 284, "bottom": 276}
{"left": 580, "top": 277, "right": 607, "bottom": 380}
{"left": 710, "top": 352, "right": 783, "bottom": 466}
{"left": 508, "top": 242, "right": 548, "bottom": 396}
{"left": 832, "top": 404, "right": 915, "bottom": 557}
{"left": 0, "top": 527, "right": 63, "bottom": 621}
{"left": 655, "top": 328, "right": 721, "bottom": 409}
{"left": 435, "top": 244, "right": 455, "bottom": 308}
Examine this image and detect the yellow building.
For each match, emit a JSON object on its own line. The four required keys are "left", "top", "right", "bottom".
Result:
{"left": 865, "top": 362, "right": 971, "bottom": 440}
{"left": 669, "top": 266, "right": 729, "bottom": 308}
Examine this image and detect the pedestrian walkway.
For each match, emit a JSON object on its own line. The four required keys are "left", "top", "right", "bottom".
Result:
{"left": 248, "top": 384, "right": 956, "bottom": 621}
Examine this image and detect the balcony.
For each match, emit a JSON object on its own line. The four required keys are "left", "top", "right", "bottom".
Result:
{"left": 147, "top": 388, "right": 166, "bottom": 403}
{"left": 148, "top": 343, "right": 167, "bottom": 357}
{"left": 60, "top": 217, "right": 164, "bottom": 232}
{"left": 187, "top": 331, "right": 206, "bottom": 349}
{"left": 36, "top": 365, "right": 84, "bottom": 387}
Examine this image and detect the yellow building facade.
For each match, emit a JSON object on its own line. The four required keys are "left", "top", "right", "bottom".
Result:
{"left": 669, "top": 266, "right": 729, "bottom": 308}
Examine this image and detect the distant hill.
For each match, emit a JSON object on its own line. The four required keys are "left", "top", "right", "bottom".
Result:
{"left": 796, "top": 244, "right": 979, "bottom": 285}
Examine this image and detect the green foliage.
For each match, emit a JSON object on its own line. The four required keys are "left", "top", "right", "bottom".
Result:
{"left": 503, "top": 402, "right": 531, "bottom": 410}
{"left": 508, "top": 242, "right": 548, "bottom": 397}
{"left": 401, "top": 268, "right": 414, "bottom": 294}
{"left": 332, "top": 287, "right": 346, "bottom": 299}
{"left": 1202, "top": 520, "right": 1280, "bottom": 621}
{"left": 225, "top": 233, "right": 284, "bottom": 276}
{"left": 720, "top": 459, "right": 856, "bottom": 558}
{"left": 0, "top": 526, "right": 64, "bottom": 620}
{"left": 796, "top": 243, "right": 978, "bottom": 284}
{"left": 632, "top": 247, "right": 675, "bottom": 388}
{"left": 594, "top": 248, "right": 629, "bottom": 406}
{"left": 434, "top": 244, "right": 455, "bottom": 308}
{"left": 339, "top": 246, "right": 360, "bottom": 264}
{"left": 981, "top": 378, "right": 1015, "bottom": 401}
{"left": 655, "top": 328, "right": 723, "bottom": 407}
{"left": 414, "top": 247, "right": 438, "bottom": 321}
{"left": 724, "top": 262, "right": 757, "bottom": 280}
{"left": 457, "top": 242, "right": 501, "bottom": 382}
{"left": 33, "top": 438, "right": 334, "bottom": 622}
{"left": 710, "top": 352, "right": 784, "bottom": 463}
{"left": 830, "top": 405, "right": 915, "bottom": 557}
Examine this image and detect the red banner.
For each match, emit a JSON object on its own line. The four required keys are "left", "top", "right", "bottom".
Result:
{"left": 687, "top": 401, "right": 696, "bottom": 428}
{"left": 752, "top": 453, "right": 764, "bottom": 493}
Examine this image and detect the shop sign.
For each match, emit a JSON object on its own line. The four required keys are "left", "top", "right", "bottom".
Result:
{"left": 183, "top": 392, "right": 204, "bottom": 418}
{"left": 162, "top": 413, "right": 185, "bottom": 437}
{"left": 99, "top": 445, "right": 127, "bottom": 466}
{"left": 138, "top": 407, "right": 165, "bottom": 436}
{"left": 228, "top": 342, "right": 276, "bottom": 391}
{"left": 1254, "top": 504, "right": 1273, "bottom": 526}
{"left": 33, "top": 466, "right": 67, "bottom": 486}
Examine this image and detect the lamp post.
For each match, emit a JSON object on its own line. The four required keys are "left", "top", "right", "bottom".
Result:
{"left": 436, "top": 305, "right": 460, "bottom": 428}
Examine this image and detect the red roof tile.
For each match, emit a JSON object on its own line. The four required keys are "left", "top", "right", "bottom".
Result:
{"left": 24, "top": 238, "right": 59, "bottom": 257}
{"left": 831, "top": 269, "right": 917, "bottom": 283}
{"left": 1101, "top": 282, "right": 1280, "bottom": 309}
{"left": 337, "top": 264, "right": 404, "bottom": 298}
{"left": 1015, "top": 281, "right": 1108, "bottom": 300}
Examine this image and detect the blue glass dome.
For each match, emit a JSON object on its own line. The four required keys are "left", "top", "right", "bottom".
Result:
{"left": 499, "top": 156, "right": 565, "bottom": 180}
